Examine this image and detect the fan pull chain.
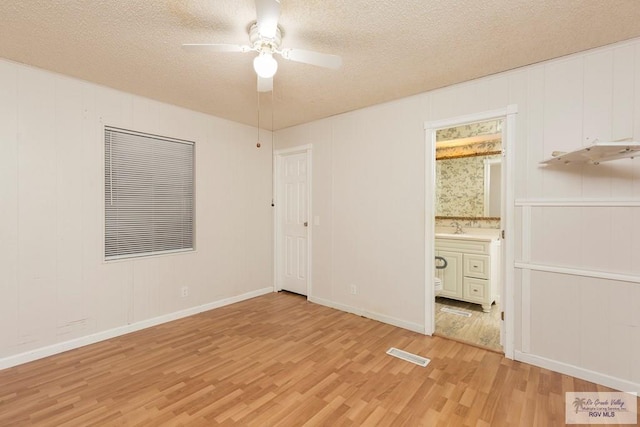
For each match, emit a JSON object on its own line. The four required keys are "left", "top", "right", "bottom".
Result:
{"left": 256, "top": 92, "right": 261, "bottom": 148}
{"left": 271, "top": 88, "right": 275, "bottom": 207}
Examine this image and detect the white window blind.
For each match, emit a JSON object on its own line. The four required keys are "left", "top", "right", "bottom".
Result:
{"left": 105, "top": 127, "right": 194, "bottom": 260}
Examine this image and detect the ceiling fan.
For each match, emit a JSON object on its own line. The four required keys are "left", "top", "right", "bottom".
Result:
{"left": 182, "top": 0, "right": 342, "bottom": 92}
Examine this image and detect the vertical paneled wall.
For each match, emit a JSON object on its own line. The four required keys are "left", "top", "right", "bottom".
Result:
{"left": 276, "top": 37, "right": 640, "bottom": 391}
{"left": 0, "top": 59, "right": 273, "bottom": 362}
{"left": 513, "top": 41, "right": 640, "bottom": 391}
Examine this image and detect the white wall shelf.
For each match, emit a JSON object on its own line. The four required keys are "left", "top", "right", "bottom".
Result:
{"left": 539, "top": 141, "right": 640, "bottom": 165}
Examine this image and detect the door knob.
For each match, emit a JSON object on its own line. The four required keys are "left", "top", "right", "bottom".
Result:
{"left": 304, "top": 221, "right": 308, "bottom": 227}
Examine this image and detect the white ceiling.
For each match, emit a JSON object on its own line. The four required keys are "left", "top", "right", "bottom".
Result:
{"left": 1, "top": 1, "right": 640, "bottom": 130}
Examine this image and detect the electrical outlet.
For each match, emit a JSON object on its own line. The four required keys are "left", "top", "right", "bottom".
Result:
{"left": 349, "top": 284, "right": 357, "bottom": 295}
{"left": 181, "top": 286, "right": 189, "bottom": 297}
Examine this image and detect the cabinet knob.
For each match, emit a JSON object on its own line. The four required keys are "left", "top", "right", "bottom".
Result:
{"left": 435, "top": 256, "right": 448, "bottom": 269}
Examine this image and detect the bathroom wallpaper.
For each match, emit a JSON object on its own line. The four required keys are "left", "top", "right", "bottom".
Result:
{"left": 434, "top": 119, "right": 503, "bottom": 229}
{"left": 436, "top": 155, "right": 486, "bottom": 217}
{"left": 435, "top": 152, "right": 502, "bottom": 225}
{"left": 436, "top": 119, "right": 502, "bottom": 142}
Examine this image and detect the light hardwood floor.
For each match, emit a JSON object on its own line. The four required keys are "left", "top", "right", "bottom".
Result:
{"left": 0, "top": 292, "right": 636, "bottom": 426}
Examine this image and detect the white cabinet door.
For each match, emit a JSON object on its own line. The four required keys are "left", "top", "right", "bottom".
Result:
{"left": 436, "top": 250, "right": 463, "bottom": 299}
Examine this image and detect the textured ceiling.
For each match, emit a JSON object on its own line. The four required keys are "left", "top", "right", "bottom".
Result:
{"left": 1, "top": 1, "right": 640, "bottom": 130}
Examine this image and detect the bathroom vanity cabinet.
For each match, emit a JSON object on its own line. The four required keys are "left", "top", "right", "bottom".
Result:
{"left": 435, "top": 234, "right": 500, "bottom": 312}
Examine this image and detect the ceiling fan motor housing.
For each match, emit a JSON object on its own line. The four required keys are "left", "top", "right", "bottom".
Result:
{"left": 249, "top": 23, "right": 282, "bottom": 53}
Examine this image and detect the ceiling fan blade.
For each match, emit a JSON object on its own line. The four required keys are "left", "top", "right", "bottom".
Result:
{"left": 257, "top": 75, "right": 273, "bottom": 92}
{"left": 182, "top": 43, "right": 251, "bottom": 53}
{"left": 255, "top": 0, "right": 281, "bottom": 39}
{"left": 280, "top": 48, "right": 342, "bottom": 69}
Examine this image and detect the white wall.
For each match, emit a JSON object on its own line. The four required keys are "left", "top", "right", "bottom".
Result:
{"left": 0, "top": 59, "right": 273, "bottom": 366}
{"left": 276, "top": 38, "right": 640, "bottom": 392}
{"left": 278, "top": 97, "right": 429, "bottom": 332}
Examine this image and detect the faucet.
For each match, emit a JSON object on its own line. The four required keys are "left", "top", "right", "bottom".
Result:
{"left": 451, "top": 221, "right": 464, "bottom": 234}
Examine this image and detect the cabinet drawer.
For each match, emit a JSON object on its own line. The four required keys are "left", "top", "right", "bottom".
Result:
{"left": 463, "top": 277, "right": 488, "bottom": 303}
{"left": 463, "top": 254, "right": 490, "bottom": 279}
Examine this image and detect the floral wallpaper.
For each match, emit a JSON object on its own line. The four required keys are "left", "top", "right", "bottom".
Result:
{"left": 436, "top": 156, "right": 486, "bottom": 217}
{"left": 433, "top": 119, "right": 503, "bottom": 228}
{"left": 436, "top": 119, "right": 502, "bottom": 142}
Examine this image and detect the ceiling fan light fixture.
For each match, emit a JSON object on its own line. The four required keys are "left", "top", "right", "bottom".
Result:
{"left": 253, "top": 52, "right": 278, "bottom": 78}
{"left": 184, "top": 1, "right": 341, "bottom": 91}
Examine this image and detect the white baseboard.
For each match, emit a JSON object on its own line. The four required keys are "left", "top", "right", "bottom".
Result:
{"left": 308, "top": 296, "right": 424, "bottom": 334}
{"left": 515, "top": 351, "right": 640, "bottom": 394}
{"left": 0, "top": 287, "right": 273, "bottom": 371}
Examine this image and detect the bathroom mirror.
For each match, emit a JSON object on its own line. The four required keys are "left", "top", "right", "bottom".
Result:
{"left": 483, "top": 157, "right": 501, "bottom": 217}
{"left": 435, "top": 152, "right": 501, "bottom": 219}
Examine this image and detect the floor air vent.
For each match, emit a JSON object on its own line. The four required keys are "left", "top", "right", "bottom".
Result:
{"left": 386, "top": 347, "right": 430, "bottom": 367}
{"left": 440, "top": 307, "right": 472, "bottom": 317}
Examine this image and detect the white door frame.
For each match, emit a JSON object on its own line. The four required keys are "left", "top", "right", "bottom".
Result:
{"left": 424, "top": 105, "right": 517, "bottom": 359}
{"left": 273, "top": 144, "right": 313, "bottom": 297}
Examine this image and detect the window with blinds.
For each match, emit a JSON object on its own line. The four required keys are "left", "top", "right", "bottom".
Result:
{"left": 105, "top": 127, "right": 194, "bottom": 260}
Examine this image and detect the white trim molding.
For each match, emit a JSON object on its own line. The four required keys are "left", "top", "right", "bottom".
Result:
{"left": 423, "top": 116, "right": 437, "bottom": 335}
{"left": 515, "top": 262, "right": 640, "bottom": 284}
{"left": 308, "top": 296, "right": 424, "bottom": 334}
{"left": 424, "top": 106, "right": 517, "bottom": 131}
{"left": 515, "top": 351, "right": 640, "bottom": 394}
{"left": 424, "top": 104, "right": 518, "bottom": 360}
{"left": 0, "top": 287, "right": 273, "bottom": 371}
{"left": 521, "top": 269, "right": 531, "bottom": 353}
{"left": 515, "top": 198, "right": 640, "bottom": 207}
{"left": 274, "top": 144, "right": 313, "bottom": 156}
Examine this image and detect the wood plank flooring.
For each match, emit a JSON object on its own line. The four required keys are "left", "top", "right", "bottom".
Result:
{"left": 0, "top": 292, "right": 636, "bottom": 426}
{"left": 435, "top": 297, "right": 502, "bottom": 352}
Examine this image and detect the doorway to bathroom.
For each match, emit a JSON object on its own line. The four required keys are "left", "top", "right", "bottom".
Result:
{"left": 424, "top": 106, "right": 517, "bottom": 358}
{"left": 434, "top": 118, "right": 503, "bottom": 351}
